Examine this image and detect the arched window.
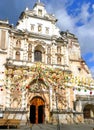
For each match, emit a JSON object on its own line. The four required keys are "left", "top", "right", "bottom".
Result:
{"left": 47, "top": 46, "right": 51, "bottom": 54}
{"left": 83, "top": 104, "right": 94, "bottom": 119}
{"left": 38, "top": 9, "right": 42, "bottom": 16}
{"left": 57, "top": 46, "right": 61, "bottom": 53}
{"left": 16, "top": 40, "right": 21, "bottom": 48}
{"left": 16, "top": 51, "right": 20, "bottom": 60}
{"left": 28, "top": 44, "right": 32, "bottom": 51}
{"left": 34, "top": 50, "right": 42, "bottom": 62}
{"left": 57, "top": 57, "right": 61, "bottom": 64}
{"left": 38, "top": 25, "right": 42, "bottom": 32}
{"left": 34, "top": 44, "right": 44, "bottom": 62}
{"left": 47, "top": 56, "right": 51, "bottom": 64}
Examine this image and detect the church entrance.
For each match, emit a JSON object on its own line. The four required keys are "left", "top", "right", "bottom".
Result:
{"left": 30, "top": 96, "right": 45, "bottom": 124}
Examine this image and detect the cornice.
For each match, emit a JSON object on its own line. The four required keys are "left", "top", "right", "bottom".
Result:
{"left": 26, "top": 14, "right": 57, "bottom": 23}
{"left": 0, "top": 50, "right": 7, "bottom": 54}
{"left": 69, "top": 59, "right": 82, "bottom": 62}
{"left": 9, "top": 28, "right": 52, "bottom": 41}
{"left": 28, "top": 32, "right": 52, "bottom": 41}
{"left": 55, "top": 53, "right": 63, "bottom": 56}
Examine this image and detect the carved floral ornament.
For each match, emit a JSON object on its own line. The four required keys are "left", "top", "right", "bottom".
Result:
{"left": 23, "top": 39, "right": 46, "bottom": 45}
{"left": 0, "top": 62, "right": 94, "bottom": 94}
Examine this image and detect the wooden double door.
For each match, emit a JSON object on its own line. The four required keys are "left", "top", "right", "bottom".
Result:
{"left": 30, "top": 97, "right": 45, "bottom": 124}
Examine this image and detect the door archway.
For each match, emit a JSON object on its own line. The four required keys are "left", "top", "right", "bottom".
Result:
{"left": 83, "top": 104, "right": 94, "bottom": 119}
{"left": 30, "top": 96, "right": 45, "bottom": 124}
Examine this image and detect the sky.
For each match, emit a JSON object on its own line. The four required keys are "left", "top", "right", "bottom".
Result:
{"left": 0, "top": 0, "right": 94, "bottom": 76}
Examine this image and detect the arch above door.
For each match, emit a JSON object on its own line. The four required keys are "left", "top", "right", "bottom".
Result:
{"left": 83, "top": 104, "right": 94, "bottom": 119}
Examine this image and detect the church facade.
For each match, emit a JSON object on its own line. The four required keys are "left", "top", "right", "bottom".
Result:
{"left": 0, "top": 1, "right": 94, "bottom": 125}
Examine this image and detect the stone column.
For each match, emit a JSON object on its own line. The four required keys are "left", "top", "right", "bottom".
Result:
{"left": 23, "top": 38, "right": 28, "bottom": 61}
{"left": 51, "top": 42, "right": 56, "bottom": 64}
{"left": 32, "top": 45, "right": 35, "bottom": 62}
{"left": 5, "top": 76, "right": 11, "bottom": 108}
{"left": 22, "top": 91, "right": 27, "bottom": 109}
{"left": 49, "top": 87, "right": 53, "bottom": 111}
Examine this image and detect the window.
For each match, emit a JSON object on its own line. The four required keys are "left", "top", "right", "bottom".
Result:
{"left": 45, "top": 27, "right": 49, "bottom": 34}
{"left": 57, "top": 57, "right": 61, "bottom": 64}
{"left": 47, "top": 56, "right": 51, "bottom": 64}
{"left": 31, "top": 24, "right": 34, "bottom": 31}
{"left": 28, "top": 44, "right": 32, "bottom": 51}
{"left": 38, "top": 25, "right": 42, "bottom": 32}
{"left": 16, "top": 40, "right": 21, "bottom": 48}
{"left": 57, "top": 46, "right": 61, "bottom": 53}
{"left": 78, "top": 67, "right": 81, "bottom": 72}
{"left": 0, "top": 30, "right": 6, "bottom": 50}
{"left": 47, "top": 47, "right": 51, "bottom": 54}
{"left": 34, "top": 50, "right": 42, "bottom": 62}
{"left": 16, "top": 51, "right": 20, "bottom": 60}
{"left": 38, "top": 9, "right": 42, "bottom": 16}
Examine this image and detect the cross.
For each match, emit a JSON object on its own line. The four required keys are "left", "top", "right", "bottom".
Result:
{"left": 38, "top": 0, "right": 40, "bottom": 3}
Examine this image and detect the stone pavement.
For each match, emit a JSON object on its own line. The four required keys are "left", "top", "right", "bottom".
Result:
{"left": 20, "top": 124, "right": 94, "bottom": 130}
{"left": 31, "top": 124, "right": 94, "bottom": 130}
{"left": 0, "top": 124, "right": 94, "bottom": 130}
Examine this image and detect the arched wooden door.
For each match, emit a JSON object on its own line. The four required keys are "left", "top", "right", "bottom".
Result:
{"left": 30, "top": 96, "right": 45, "bottom": 124}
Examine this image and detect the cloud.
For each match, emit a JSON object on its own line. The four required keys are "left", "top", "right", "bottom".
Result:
{"left": 55, "top": 9, "right": 75, "bottom": 32}
{"left": 47, "top": 1, "right": 94, "bottom": 56}
{"left": 0, "top": 0, "right": 93, "bottom": 75}
{"left": 92, "top": 4, "right": 94, "bottom": 10}
{"left": 0, "top": 0, "right": 94, "bottom": 59}
{"left": 88, "top": 54, "right": 94, "bottom": 62}
{"left": 90, "top": 66, "right": 94, "bottom": 78}
{"left": 76, "top": 22, "right": 94, "bottom": 54}
{"left": 76, "top": 5, "right": 94, "bottom": 54}
{"left": 45, "top": 0, "right": 94, "bottom": 73}
{"left": 79, "top": 3, "right": 91, "bottom": 24}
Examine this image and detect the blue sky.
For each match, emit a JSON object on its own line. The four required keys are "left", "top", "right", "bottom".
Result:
{"left": 0, "top": 0, "right": 94, "bottom": 76}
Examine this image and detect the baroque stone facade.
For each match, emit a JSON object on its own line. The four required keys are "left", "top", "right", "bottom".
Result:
{"left": 0, "top": 1, "right": 94, "bottom": 125}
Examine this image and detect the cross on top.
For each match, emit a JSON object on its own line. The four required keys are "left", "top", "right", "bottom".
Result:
{"left": 38, "top": 0, "right": 40, "bottom": 3}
